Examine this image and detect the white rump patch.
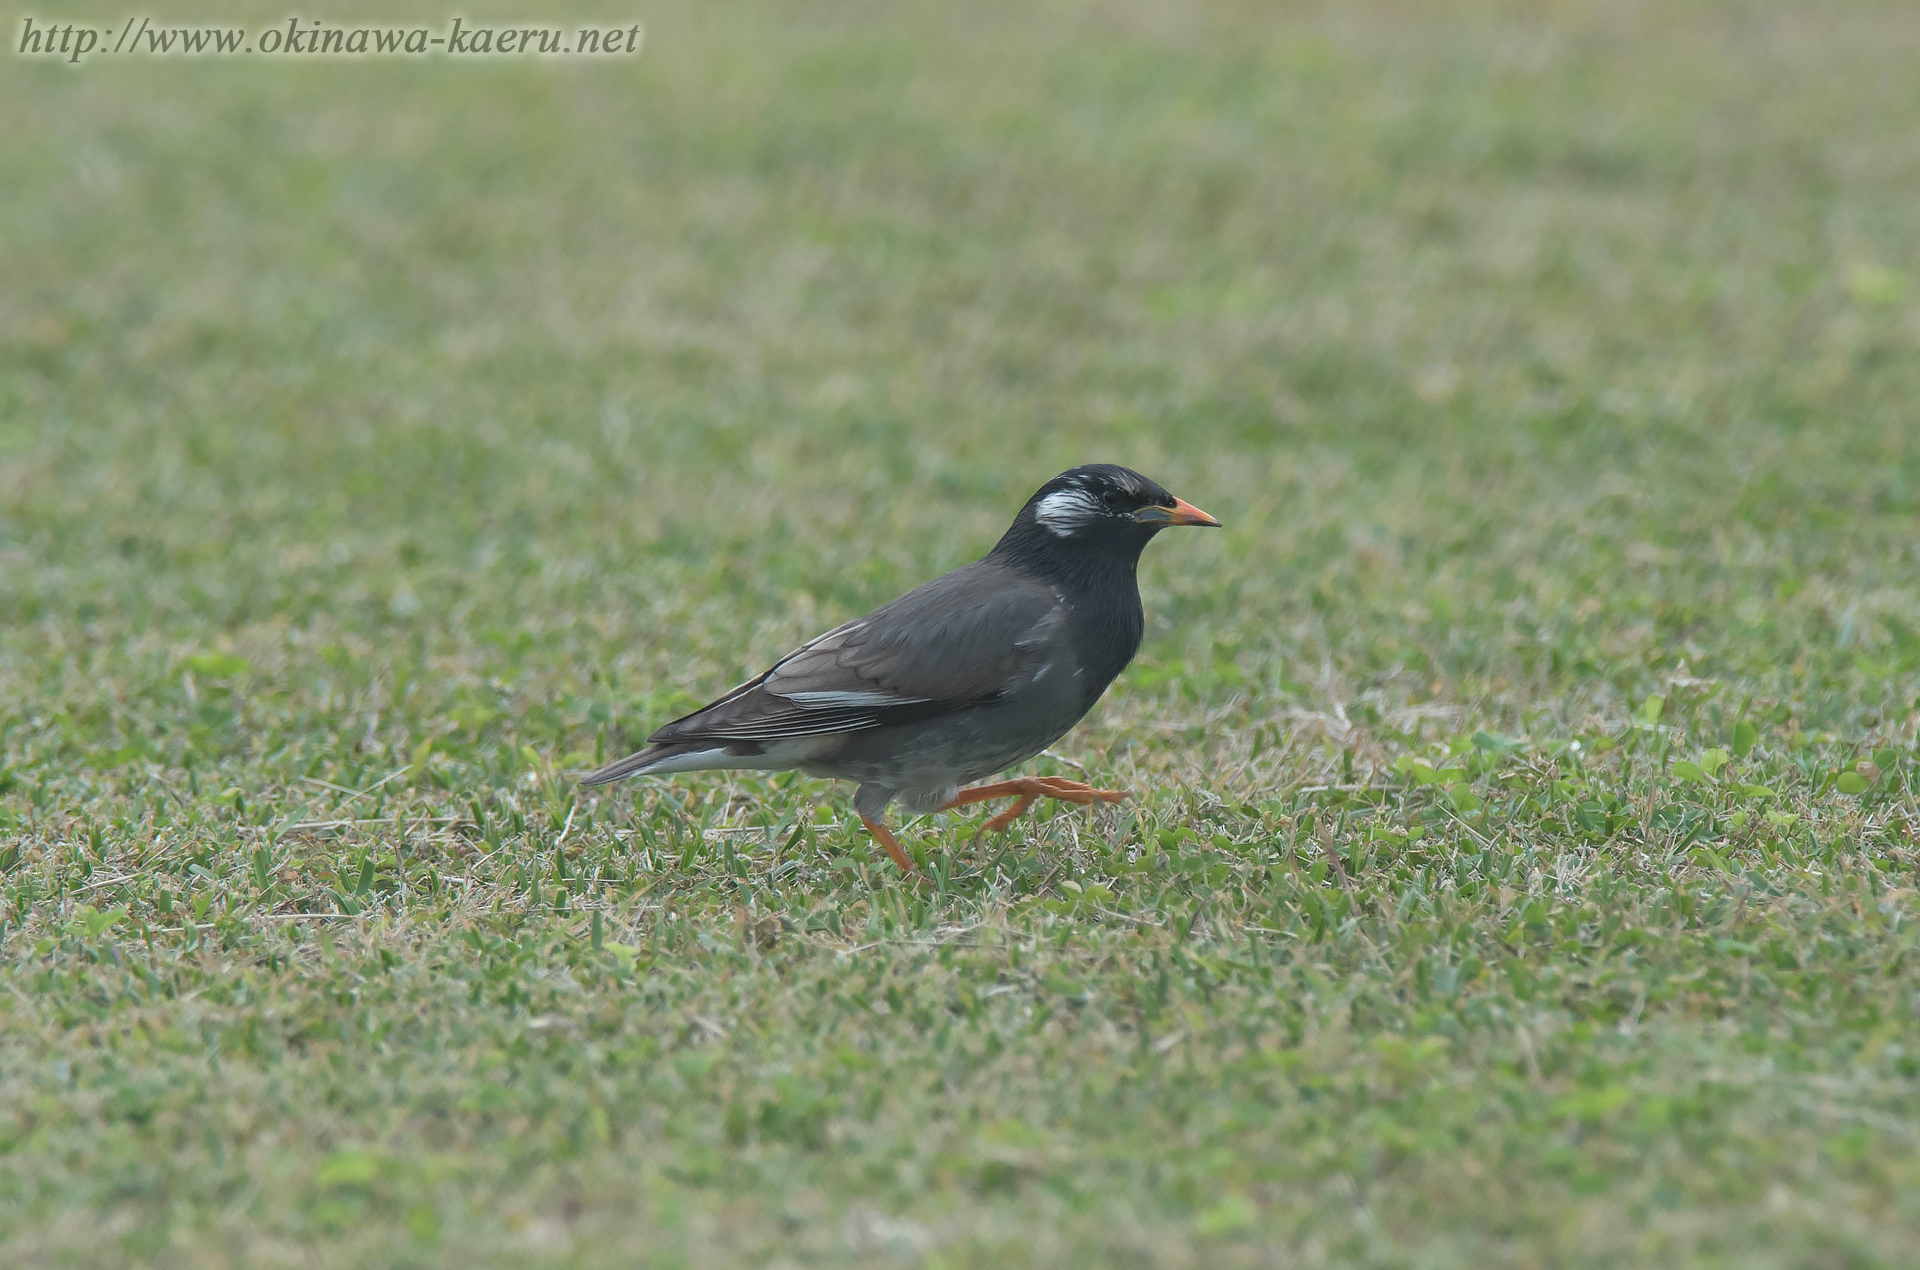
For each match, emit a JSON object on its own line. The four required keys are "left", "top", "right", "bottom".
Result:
{"left": 635, "top": 736, "right": 836, "bottom": 775}
{"left": 626, "top": 746, "right": 740, "bottom": 775}
{"left": 1034, "top": 487, "right": 1104, "bottom": 536}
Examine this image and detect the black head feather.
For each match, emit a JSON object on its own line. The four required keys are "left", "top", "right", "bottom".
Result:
{"left": 991, "top": 464, "right": 1182, "bottom": 569}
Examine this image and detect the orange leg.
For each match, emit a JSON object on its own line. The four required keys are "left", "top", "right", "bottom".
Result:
{"left": 938, "top": 776, "right": 1130, "bottom": 836}
{"left": 860, "top": 814, "right": 921, "bottom": 875}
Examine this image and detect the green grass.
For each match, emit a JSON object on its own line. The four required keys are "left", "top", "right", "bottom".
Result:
{"left": 4, "top": 0, "right": 1920, "bottom": 1264}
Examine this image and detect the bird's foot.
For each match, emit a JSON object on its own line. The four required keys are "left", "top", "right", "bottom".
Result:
{"left": 939, "top": 776, "right": 1130, "bottom": 843}
{"left": 858, "top": 778, "right": 1129, "bottom": 876}
{"left": 859, "top": 814, "right": 922, "bottom": 876}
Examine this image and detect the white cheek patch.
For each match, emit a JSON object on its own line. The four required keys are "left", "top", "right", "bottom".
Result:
{"left": 1035, "top": 487, "right": 1104, "bottom": 536}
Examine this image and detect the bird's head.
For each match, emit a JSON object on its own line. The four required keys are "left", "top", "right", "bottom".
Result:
{"left": 996, "top": 464, "right": 1220, "bottom": 567}
{"left": 1027, "top": 464, "right": 1219, "bottom": 536}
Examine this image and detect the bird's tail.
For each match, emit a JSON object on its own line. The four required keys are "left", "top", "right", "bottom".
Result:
{"left": 578, "top": 741, "right": 740, "bottom": 786}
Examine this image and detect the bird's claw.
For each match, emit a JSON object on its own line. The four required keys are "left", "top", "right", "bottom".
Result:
{"left": 953, "top": 776, "right": 1131, "bottom": 845}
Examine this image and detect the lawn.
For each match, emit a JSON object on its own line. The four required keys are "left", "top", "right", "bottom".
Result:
{"left": 3, "top": 0, "right": 1919, "bottom": 1264}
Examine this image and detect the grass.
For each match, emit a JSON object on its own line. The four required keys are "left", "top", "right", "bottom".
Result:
{"left": 4, "top": 0, "right": 1920, "bottom": 1264}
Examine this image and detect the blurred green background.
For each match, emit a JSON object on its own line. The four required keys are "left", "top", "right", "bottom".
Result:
{"left": 9, "top": 0, "right": 1917, "bottom": 718}
{"left": 3, "top": 1, "right": 1918, "bottom": 1265}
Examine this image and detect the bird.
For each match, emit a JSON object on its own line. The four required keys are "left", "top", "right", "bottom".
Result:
{"left": 580, "top": 464, "right": 1220, "bottom": 875}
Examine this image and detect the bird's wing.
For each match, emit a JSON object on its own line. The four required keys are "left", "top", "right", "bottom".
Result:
{"left": 647, "top": 562, "right": 1063, "bottom": 744}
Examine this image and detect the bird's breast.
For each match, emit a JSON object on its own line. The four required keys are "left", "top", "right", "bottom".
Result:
{"left": 1061, "top": 593, "right": 1144, "bottom": 709}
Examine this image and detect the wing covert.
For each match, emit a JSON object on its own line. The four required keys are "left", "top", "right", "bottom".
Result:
{"left": 646, "top": 562, "right": 1063, "bottom": 745}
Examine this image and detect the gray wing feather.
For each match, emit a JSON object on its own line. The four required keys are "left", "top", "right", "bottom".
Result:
{"left": 647, "top": 562, "right": 1061, "bottom": 745}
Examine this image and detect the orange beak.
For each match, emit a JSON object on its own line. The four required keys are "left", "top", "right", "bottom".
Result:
{"left": 1134, "top": 496, "right": 1221, "bottom": 527}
